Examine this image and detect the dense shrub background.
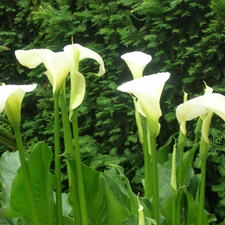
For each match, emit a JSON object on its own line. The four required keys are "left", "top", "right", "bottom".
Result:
{"left": 1, "top": 0, "right": 225, "bottom": 221}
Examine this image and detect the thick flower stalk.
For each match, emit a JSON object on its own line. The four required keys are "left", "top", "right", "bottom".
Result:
{"left": 176, "top": 89, "right": 225, "bottom": 225}
{"left": 177, "top": 89, "right": 188, "bottom": 185}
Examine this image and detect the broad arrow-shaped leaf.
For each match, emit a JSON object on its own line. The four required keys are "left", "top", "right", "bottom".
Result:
{"left": 4, "top": 142, "right": 55, "bottom": 225}
{"left": 64, "top": 152, "right": 129, "bottom": 225}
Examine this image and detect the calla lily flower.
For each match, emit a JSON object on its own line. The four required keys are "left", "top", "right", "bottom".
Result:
{"left": 15, "top": 44, "right": 105, "bottom": 115}
{"left": 121, "top": 51, "right": 152, "bottom": 79}
{"left": 15, "top": 49, "right": 70, "bottom": 94}
{"left": 63, "top": 44, "right": 105, "bottom": 118}
{"left": 117, "top": 72, "right": 170, "bottom": 136}
{"left": 63, "top": 44, "right": 105, "bottom": 76}
{"left": 176, "top": 93, "right": 225, "bottom": 143}
{"left": 0, "top": 84, "right": 37, "bottom": 126}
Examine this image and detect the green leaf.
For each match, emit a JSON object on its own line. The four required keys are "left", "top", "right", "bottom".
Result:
{"left": 0, "top": 151, "right": 20, "bottom": 208}
{"left": 179, "top": 143, "right": 199, "bottom": 186}
{"left": 0, "top": 128, "right": 17, "bottom": 151}
{"left": 157, "top": 133, "right": 177, "bottom": 164}
{"left": 217, "top": 221, "right": 225, "bottom": 225}
{"left": 62, "top": 215, "right": 74, "bottom": 225}
{"left": 122, "top": 214, "right": 138, "bottom": 225}
{"left": 160, "top": 187, "right": 185, "bottom": 224}
{"left": 4, "top": 142, "right": 55, "bottom": 225}
{"left": 103, "top": 165, "right": 138, "bottom": 215}
{"left": 0, "top": 208, "right": 14, "bottom": 225}
{"left": 61, "top": 193, "right": 72, "bottom": 216}
{"left": 184, "top": 189, "right": 209, "bottom": 224}
{"left": 83, "top": 167, "right": 109, "bottom": 225}
{"left": 157, "top": 155, "right": 173, "bottom": 201}
{"left": 188, "top": 174, "right": 200, "bottom": 201}
{"left": 64, "top": 153, "right": 129, "bottom": 224}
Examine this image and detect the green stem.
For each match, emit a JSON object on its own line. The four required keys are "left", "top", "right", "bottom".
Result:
{"left": 194, "top": 118, "right": 202, "bottom": 145}
{"left": 175, "top": 191, "right": 182, "bottom": 225}
{"left": 198, "top": 138, "right": 208, "bottom": 225}
{"left": 71, "top": 109, "right": 88, "bottom": 225}
{"left": 176, "top": 131, "right": 186, "bottom": 225}
{"left": 59, "top": 92, "right": 73, "bottom": 155}
{"left": 54, "top": 93, "right": 63, "bottom": 225}
{"left": 133, "top": 98, "right": 151, "bottom": 199}
{"left": 171, "top": 143, "right": 177, "bottom": 225}
{"left": 140, "top": 116, "right": 151, "bottom": 199}
{"left": 147, "top": 130, "right": 159, "bottom": 224}
{"left": 172, "top": 190, "right": 177, "bottom": 225}
{"left": 177, "top": 131, "right": 186, "bottom": 185}
{"left": 143, "top": 134, "right": 151, "bottom": 199}
{"left": 13, "top": 125, "right": 40, "bottom": 225}
{"left": 59, "top": 92, "right": 81, "bottom": 224}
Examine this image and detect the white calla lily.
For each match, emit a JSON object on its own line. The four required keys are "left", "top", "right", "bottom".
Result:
{"left": 15, "top": 44, "right": 105, "bottom": 117}
{"left": 15, "top": 49, "right": 70, "bottom": 94}
{"left": 63, "top": 44, "right": 105, "bottom": 76}
{"left": 121, "top": 51, "right": 152, "bottom": 79}
{"left": 0, "top": 84, "right": 37, "bottom": 126}
{"left": 63, "top": 44, "right": 105, "bottom": 117}
{"left": 118, "top": 72, "right": 170, "bottom": 136}
{"left": 176, "top": 93, "right": 225, "bottom": 143}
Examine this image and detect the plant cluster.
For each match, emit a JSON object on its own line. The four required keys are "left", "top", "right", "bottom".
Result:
{"left": 1, "top": 0, "right": 225, "bottom": 221}
{"left": 1, "top": 46, "right": 225, "bottom": 224}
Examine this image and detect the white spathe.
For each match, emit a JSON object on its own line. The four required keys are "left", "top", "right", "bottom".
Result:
{"left": 121, "top": 51, "right": 152, "bottom": 79}
{"left": 176, "top": 93, "right": 225, "bottom": 143}
{"left": 15, "top": 44, "right": 105, "bottom": 115}
{"left": 63, "top": 44, "right": 105, "bottom": 76}
{"left": 118, "top": 72, "right": 170, "bottom": 136}
{"left": 0, "top": 84, "right": 37, "bottom": 126}
{"left": 63, "top": 44, "right": 105, "bottom": 119}
{"left": 15, "top": 49, "right": 70, "bottom": 94}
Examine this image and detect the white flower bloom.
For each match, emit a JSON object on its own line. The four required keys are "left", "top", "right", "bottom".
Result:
{"left": 15, "top": 44, "right": 105, "bottom": 116}
{"left": 121, "top": 51, "right": 152, "bottom": 79}
{"left": 15, "top": 49, "right": 70, "bottom": 94}
{"left": 0, "top": 84, "right": 37, "bottom": 126}
{"left": 63, "top": 44, "right": 105, "bottom": 76}
{"left": 63, "top": 44, "right": 105, "bottom": 119}
{"left": 118, "top": 72, "right": 170, "bottom": 136}
{"left": 176, "top": 93, "right": 225, "bottom": 143}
